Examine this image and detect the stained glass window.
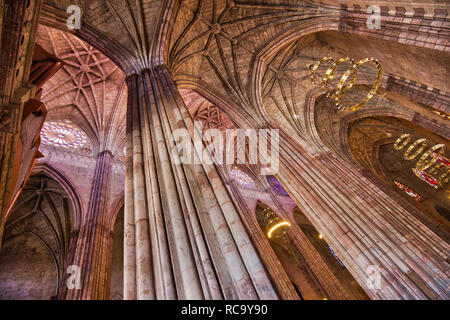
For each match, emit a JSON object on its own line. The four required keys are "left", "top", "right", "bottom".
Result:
{"left": 432, "top": 152, "right": 450, "bottom": 167}
{"left": 412, "top": 168, "right": 441, "bottom": 190}
{"left": 267, "top": 176, "right": 289, "bottom": 197}
{"left": 230, "top": 167, "right": 255, "bottom": 189}
{"left": 328, "top": 246, "right": 344, "bottom": 267}
{"left": 394, "top": 181, "right": 424, "bottom": 201}
{"left": 41, "top": 121, "right": 88, "bottom": 150}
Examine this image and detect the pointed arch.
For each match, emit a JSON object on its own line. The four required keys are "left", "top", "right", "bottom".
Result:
{"left": 32, "top": 162, "right": 83, "bottom": 229}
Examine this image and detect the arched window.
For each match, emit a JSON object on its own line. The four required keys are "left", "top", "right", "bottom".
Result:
{"left": 394, "top": 181, "right": 423, "bottom": 202}
{"left": 230, "top": 167, "right": 255, "bottom": 189}
{"left": 267, "top": 176, "right": 289, "bottom": 197}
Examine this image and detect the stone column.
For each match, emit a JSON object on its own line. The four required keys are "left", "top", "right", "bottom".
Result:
{"left": 127, "top": 74, "right": 156, "bottom": 300}
{"left": 123, "top": 77, "right": 137, "bottom": 300}
{"left": 277, "top": 131, "right": 450, "bottom": 300}
{"left": 123, "top": 68, "right": 279, "bottom": 300}
{"left": 0, "top": 0, "right": 43, "bottom": 247}
{"left": 59, "top": 150, "right": 115, "bottom": 300}
{"left": 157, "top": 67, "right": 278, "bottom": 299}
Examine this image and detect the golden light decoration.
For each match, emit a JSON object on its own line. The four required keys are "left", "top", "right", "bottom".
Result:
{"left": 428, "top": 154, "right": 450, "bottom": 185}
{"left": 422, "top": 105, "right": 450, "bottom": 120}
{"left": 415, "top": 144, "right": 446, "bottom": 171}
{"left": 432, "top": 110, "right": 450, "bottom": 120}
{"left": 262, "top": 207, "right": 291, "bottom": 239}
{"left": 267, "top": 221, "right": 291, "bottom": 239}
{"left": 309, "top": 56, "right": 383, "bottom": 111}
{"left": 403, "top": 138, "right": 427, "bottom": 161}
{"left": 393, "top": 134, "right": 411, "bottom": 151}
{"left": 393, "top": 134, "right": 449, "bottom": 189}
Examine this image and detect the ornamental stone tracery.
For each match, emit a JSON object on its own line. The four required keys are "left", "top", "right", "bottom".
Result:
{"left": 39, "top": 26, "right": 122, "bottom": 108}
{"left": 41, "top": 121, "right": 88, "bottom": 150}
{"left": 196, "top": 105, "right": 222, "bottom": 129}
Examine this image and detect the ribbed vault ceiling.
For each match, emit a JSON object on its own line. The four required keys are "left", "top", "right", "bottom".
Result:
{"left": 168, "top": 0, "right": 449, "bottom": 151}
{"left": 37, "top": 0, "right": 449, "bottom": 161}
{"left": 37, "top": 25, "right": 127, "bottom": 156}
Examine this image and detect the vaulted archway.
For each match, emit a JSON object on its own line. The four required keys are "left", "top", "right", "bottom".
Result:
{"left": 0, "top": 171, "right": 77, "bottom": 299}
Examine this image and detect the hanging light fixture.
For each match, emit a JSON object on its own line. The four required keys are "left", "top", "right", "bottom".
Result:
{"left": 267, "top": 221, "right": 291, "bottom": 239}
{"left": 309, "top": 56, "right": 383, "bottom": 111}
{"left": 263, "top": 207, "right": 291, "bottom": 239}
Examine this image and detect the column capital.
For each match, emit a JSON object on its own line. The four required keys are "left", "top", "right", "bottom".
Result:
{"left": 125, "top": 73, "right": 139, "bottom": 83}
{"left": 97, "top": 149, "right": 114, "bottom": 159}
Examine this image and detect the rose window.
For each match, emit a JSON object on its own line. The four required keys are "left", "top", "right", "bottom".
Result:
{"left": 231, "top": 167, "right": 256, "bottom": 189}
{"left": 41, "top": 121, "right": 88, "bottom": 149}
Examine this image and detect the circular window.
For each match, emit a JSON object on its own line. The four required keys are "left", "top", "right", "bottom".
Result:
{"left": 230, "top": 167, "right": 255, "bottom": 189}
{"left": 41, "top": 121, "right": 88, "bottom": 150}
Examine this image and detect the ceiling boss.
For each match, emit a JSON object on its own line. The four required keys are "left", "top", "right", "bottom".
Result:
{"left": 309, "top": 57, "right": 383, "bottom": 111}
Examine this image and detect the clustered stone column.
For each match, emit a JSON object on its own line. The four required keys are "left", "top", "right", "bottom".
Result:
{"left": 123, "top": 68, "right": 279, "bottom": 300}
{"left": 59, "top": 150, "right": 115, "bottom": 300}
{"left": 276, "top": 131, "right": 450, "bottom": 300}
